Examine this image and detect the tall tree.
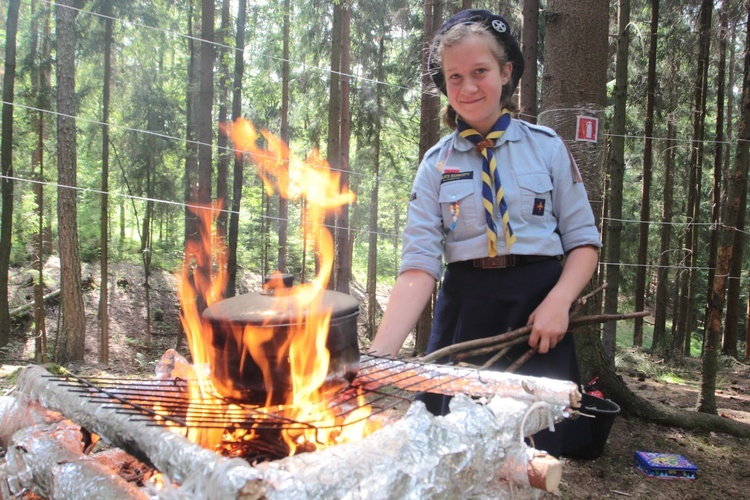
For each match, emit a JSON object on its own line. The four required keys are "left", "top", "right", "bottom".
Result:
{"left": 196, "top": 0, "right": 215, "bottom": 207}
{"left": 335, "top": 1, "right": 352, "bottom": 294}
{"left": 719, "top": 6, "right": 742, "bottom": 358}
{"left": 98, "top": 0, "right": 113, "bottom": 364}
{"left": 55, "top": 0, "right": 87, "bottom": 363}
{"left": 652, "top": 61, "right": 678, "bottom": 354}
{"left": 216, "top": 0, "right": 231, "bottom": 236}
{"left": 520, "top": 0, "right": 539, "bottom": 121}
{"left": 277, "top": 0, "right": 291, "bottom": 275}
{"left": 602, "top": 0, "right": 631, "bottom": 357}
{"left": 226, "top": 0, "right": 247, "bottom": 298}
{"left": 676, "top": 0, "right": 713, "bottom": 357}
{"left": 366, "top": 15, "right": 388, "bottom": 340}
{"left": 325, "top": 3, "right": 342, "bottom": 287}
{"left": 701, "top": 2, "right": 750, "bottom": 413}
{"left": 634, "top": 0, "right": 656, "bottom": 347}
{"left": 539, "top": 0, "right": 608, "bottom": 373}
{"left": 0, "top": 0, "right": 21, "bottom": 349}
{"left": 30, "top": 0, "right": 51, "bottom": 362}
{"left": 414, "top": 0, "right": 443, "bottom": 355}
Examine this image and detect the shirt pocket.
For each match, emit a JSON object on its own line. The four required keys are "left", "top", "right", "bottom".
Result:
{"left": 517, "top": 173, "right": 554, "bottom": 222}
{"left": 438, "top": 179, "right": 478, "bottom": 237}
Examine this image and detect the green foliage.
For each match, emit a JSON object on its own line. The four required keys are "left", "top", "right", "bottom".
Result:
{"left": 1, "top": 0, "right": 748, "bottom": 364}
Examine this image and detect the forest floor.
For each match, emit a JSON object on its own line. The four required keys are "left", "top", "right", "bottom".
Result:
{"left": 1, "top": 258, "right": 749, "bottom": 499}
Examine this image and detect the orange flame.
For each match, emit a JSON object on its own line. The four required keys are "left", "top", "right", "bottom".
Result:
{"left": 176, "top": 118, "right": 372, "bottom": 456}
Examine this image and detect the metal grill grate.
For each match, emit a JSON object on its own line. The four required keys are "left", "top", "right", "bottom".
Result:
{"left": 45, "top": 356, "right": 473, "bottom": 461}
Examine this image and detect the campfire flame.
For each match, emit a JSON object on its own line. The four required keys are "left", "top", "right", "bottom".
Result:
{"left": 176, "top": 118, "right": 372, "bottom": 456}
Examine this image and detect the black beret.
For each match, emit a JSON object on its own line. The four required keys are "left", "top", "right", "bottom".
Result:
{"left": 428, "top": 9, "right": 525, "bottom": 97}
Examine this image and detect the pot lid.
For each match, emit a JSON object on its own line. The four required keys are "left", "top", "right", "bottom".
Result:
{"left": 202, "top": 289, "right": 360, "bottom": 326}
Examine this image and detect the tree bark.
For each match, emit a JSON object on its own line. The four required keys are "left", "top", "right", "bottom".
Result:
{"left": 335, "top": 1, "right": 352, "bottom": 294}
{"left": 721, "top": 12, "right": 743, "bottom": 358}
{"left": 520, "top": 0, "right": 539, "bottom": 122}
{"left": 30, "top": 0, "right": 51, "bottom": 363}
{"left": 98, "top": 0, "right": 113, "bottom": 365}
{"left": 652, "top": 61, "right": 678, "bottom": 354}
{"left": 634, "top": 0, "right": 657, "bottom": 347}
{"left": 700, "top": 3, "right": 750, "bottom": 415}
{"left": 225, "top": 0, "right": 246, "bottom": 299}
{"left": 196, "top": 0, "right": 215, "bottom": 207}
{"left": 325, "top": 3, "right": 342, "bottom": 287}
{"left": 277, "top": 0, "right": 291, "bottom": 275}
{"left": 215, "top": 0, "right": 231, "bottom": 237}
{"left": 602, "top": 0, "right": 630, "bottom": 356}
{"left": 0, "top": 0, "right": 21, "bottom": 349}
{"left": 414, "top": 0, "right": 443, "bottom": 355}
{"left": 678, "top": 0, "right": 713, "bottom": 358}
{"left": 55, "top": 0, "right": 87, "bottom": 363}
{"left": 367, "top": 30, "right": 386, "bottom": 340}
{"left": 539, "top": 0, "right": 608, "bottom": 379}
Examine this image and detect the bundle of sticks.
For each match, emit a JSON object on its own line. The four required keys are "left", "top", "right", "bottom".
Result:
{"left": 420, "top": 284, "right": 649, "bottom": 372}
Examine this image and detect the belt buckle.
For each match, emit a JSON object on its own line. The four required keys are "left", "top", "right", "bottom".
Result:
{"left": 479, "top": 255, "right": 515, "bottom": 268}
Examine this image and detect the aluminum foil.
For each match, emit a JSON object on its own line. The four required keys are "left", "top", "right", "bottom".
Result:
{"left": 228, "top": 394, "right": 566, "bottom": 499}
{"left": 8, "top": 365, "right": 568, "bottom": 499}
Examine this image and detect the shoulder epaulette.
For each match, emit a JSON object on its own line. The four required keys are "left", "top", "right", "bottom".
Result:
{"left": 422, "top": 134, "right": 453, "bottom": 162}
{"left": 517, "top": 120, "right": 558, "bottom": 138}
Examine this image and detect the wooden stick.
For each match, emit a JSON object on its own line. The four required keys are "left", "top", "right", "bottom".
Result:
{"left": 420, "top": 311, "right": 649, "bottom": 364}
{"left": 505, "top": 347, "right": 538, "bottom": 374}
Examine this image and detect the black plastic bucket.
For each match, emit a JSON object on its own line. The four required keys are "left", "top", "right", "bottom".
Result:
{"left": 566, "top": 393, "right": 621, "bottom": 459}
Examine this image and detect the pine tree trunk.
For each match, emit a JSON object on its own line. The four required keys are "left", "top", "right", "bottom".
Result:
{"left": 414, "top": 0, "right": 442, "bottom": 355}
{"left": 520, "top": 0, "right": 539, "bottom": 122}
{"left": 722, "top": 12, "right": 743, "bottom": 358}
{"left": 700, "top": 3, "right": 750, "bottom": 414}
{"left": 367, "top": 32, "right": 386, "bottom": 341}
{"left": 98, "top": 0, "right": 113, "bottom": 364}
{"left": 215, "top": 0, "right": 231, "bottom": 237}
{"left": 55, "top": 0, "right": 86, "bottom": 363}
{"left": 325, "top": 3, "right": 342, "bottom": 287}
{"left": 31, "top": 0, "right": 51, "bottom": 363}
{"left": 0, "top": 0, "right": 20, "bottom": 349}
{"left": 634, "top": 0, "right": 659, "bottom": 347}
{"left": 678, "top": 0, "right": 713, "bottom": 358}
{"left": 197, "top": 0, "right": 215, "bottom": 207}
{"left": 226, "top": 0, "right": 246, "bottom": 299}
{"left": 652, "top": 61, "right": 678, "bottom": 354}
{"left": 539, "top": 0, "right": 608, "bottom": 379}
{"left": 277, "top": 0, "right": 291, "bottom": 275}
{"left": 602, "top": 0, "right": 630, "bottom": 356}
{"left": 335, "top": 1, "right": 352, "bottom": 294}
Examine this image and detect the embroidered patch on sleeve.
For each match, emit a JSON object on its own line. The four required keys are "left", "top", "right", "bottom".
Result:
{"left": 409, "top": 192, "right": 417, "bottom": 202}
{"left": 532, "top": 198, "right": 546, "bottom": 216}
{"left": 564, "top": 143, "right": 584, "bottom": 183}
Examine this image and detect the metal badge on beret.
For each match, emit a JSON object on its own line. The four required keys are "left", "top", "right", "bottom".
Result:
{"left": 428, "top": 9, "right": 525, "bottom": 97}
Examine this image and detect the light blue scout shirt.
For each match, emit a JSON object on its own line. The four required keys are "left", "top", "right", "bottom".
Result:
{"left": 400, "top": 118, "right": 602, "bottom": 281}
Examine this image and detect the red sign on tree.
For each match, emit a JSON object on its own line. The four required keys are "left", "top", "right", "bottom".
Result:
{"left": 576, "top": 116, "right": 598, "bottom": 142}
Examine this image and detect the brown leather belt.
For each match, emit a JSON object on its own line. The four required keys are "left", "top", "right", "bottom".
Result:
{"left": 451, "top": 255, "right": 561, "bottom": 269}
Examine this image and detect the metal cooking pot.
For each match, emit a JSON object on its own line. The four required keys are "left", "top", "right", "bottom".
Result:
{"left": 202, "top": 288, "right": 360, "bottom": 404}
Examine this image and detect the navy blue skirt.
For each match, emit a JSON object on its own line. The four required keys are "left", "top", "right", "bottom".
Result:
{"left": 420, "top": 258, "right": 591, "bottom": 456}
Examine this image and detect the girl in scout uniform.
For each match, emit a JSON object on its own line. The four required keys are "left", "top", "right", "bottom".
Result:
{"left": 370, "top": 10, "right": 601, "bottom": 456}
